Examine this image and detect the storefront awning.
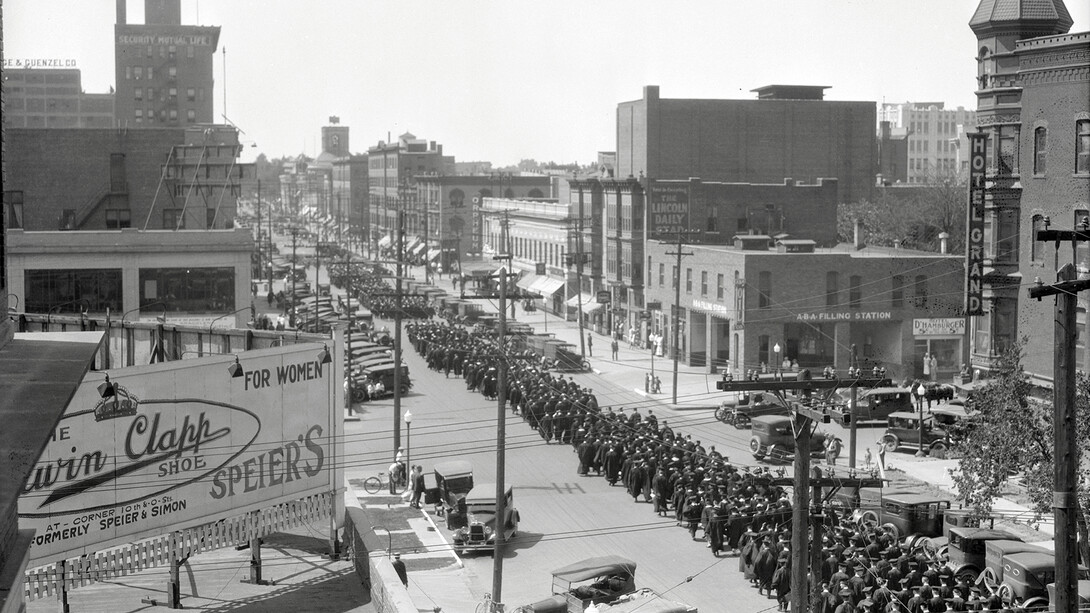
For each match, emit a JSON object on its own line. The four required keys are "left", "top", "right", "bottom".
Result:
{"left": 410, "top": 242, "right": 428, "bottom": 256}
{"left": 532, "top": 277, "right": 565, "bottom": 296}
{"left": 377, "top": 235, "right": 392, "bottom": 248}
{"left": 566, "top": 293, "right": 602, "bottom": 314}
{"left": 516, "top": 275, "right": 543, "bottom": 291}
{"left": 428, "top": 251, "right": 442, "bottom": 263}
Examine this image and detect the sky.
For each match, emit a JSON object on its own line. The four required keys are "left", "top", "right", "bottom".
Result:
{"left": 5, "top": 1, "right": 1089, "bottom": 167}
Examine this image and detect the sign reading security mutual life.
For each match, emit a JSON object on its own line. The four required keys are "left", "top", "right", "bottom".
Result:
{"left": 19, "top": 344, "right": 342, "bottom": 566}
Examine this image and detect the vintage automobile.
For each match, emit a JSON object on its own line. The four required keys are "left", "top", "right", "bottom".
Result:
{"left": 880, "top": 411, "right": 952, "bottom": 458}
{"left": 983, "top": 550, "right": 1088, "bottom": 610}
{"left": 356, "top": 363, "right": 412, "bottom": 398}
{"left": 977, "top": 539, "right": 1052, "bottom": 597}
{"left": 451, "top": 483, "right": 520, "bottom": 556}
{"left": 749, "top": 414, "right": 837, "bottom": 462}
{"left": 1046, "top": 580, "right": 1090, "bottom": 610}
{"left": 526, "top": 555, "right": 637, "bottom": 613}
{"left": 857, "top": 491, "right": 950, "bottom": 548}
{"left": 827, "top": 387, "right": 914, "bottom": 425}
{"left": 944, "top": 527, "right": 1022, "bottom": 582}
{"left": 430, "top": 460, "right": 475, "bottom": 530}
{"left": 715, "top": 392, "right": 791, "bottom": 429}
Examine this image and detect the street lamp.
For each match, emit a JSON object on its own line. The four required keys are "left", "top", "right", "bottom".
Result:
{"left": 773, "top": 342, "right": 782, "bottom": 375}
{"left": 403, "top": 411, "right": 413, "bottom": 495}
{"left": 47, "top": 298, "right": 90, "bottom": 323}
{"left": 208, "top": 304, "right": 255, "bottom": 335}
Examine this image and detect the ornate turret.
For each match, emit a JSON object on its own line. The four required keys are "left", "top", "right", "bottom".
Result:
{"left": 969, "top": 0, "right": 1072, "bottom": 36}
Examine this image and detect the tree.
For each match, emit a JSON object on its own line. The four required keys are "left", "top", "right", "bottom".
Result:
{"left": 949, "top": 344, "right": 1090, "bottom": 564}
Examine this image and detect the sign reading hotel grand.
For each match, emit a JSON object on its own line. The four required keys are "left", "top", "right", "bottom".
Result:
{"left": 19, "top": 345, "right": 340, "bottom": 567}
{"left": 648, "top": 183, "right": 690, "bottom": 240}
{"left": 964, "top": 133, "right": 987, "bottom": 317}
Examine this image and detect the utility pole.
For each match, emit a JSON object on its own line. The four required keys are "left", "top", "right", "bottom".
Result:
{"left": 716, "top": 371, "right": 888, "bottom": 613}
{"left": 422, "top": 201, "right": 431, "bottom": 285}
{"left": 1028, "top": 217, "right": 1090, "bottom": 613}
{"left": 666, "top": 229, "right": 698, "bottom": 404}
{"left": 392, "top": 207, "right": 405, "bottom": 456}
{"left": 497, "top": 209, "right": 516, "bottom": 320}
{"left": 256, "top": 179, "right": 263, "bottom": 284}
{"left": 290, "top": 227, "right": 298, "bottom": 328}
{"left": 492, "top": 265, "right": 509, "bottom": 610}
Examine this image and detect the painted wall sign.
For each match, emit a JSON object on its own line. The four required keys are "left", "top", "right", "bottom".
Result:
{"left": 964, "top": 133, "right": 987, "bottom": 317}
{"left": 795, "top": 312, "right": 893, "bottom": 322}
{"left": 19, "top": 344, "right": 341, "bottom": 567}
{"left": 913, "top": 318, "right": 967, "bottom": 337}
{"left": 647, "top": 183, "right": 690, "bottom": 240}
{"left": 691, "top": 299, "right": 728, "bottom": 315}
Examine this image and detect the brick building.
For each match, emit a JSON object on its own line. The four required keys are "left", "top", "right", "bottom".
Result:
{"left": 4, "top": 124, "right": 248, "bottom": 232}
{"left": 114, "top": 0, "right": 220, "bottom": 127}
{"left": 643, "top": 237, "right": 966, "bottom": 382}
{"left": 3, "top": 68, "right": 115, "bottom": 129}
{"left": 366, "top": 133, "right": 454, "bottom": 251}
{"left": 616, "top": 85, "right": 876, "bottom": 205}
{"left": 968, "top": 0, "right": 1089, "bottom": 385}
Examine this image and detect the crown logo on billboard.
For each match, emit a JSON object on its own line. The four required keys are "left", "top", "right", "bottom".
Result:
{"left": 94, "top": 376, "right": 139, "bottom": 422}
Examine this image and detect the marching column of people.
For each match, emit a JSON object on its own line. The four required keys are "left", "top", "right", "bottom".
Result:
{"left": 406, "top": 319, "right": 1026, "bottom": 613}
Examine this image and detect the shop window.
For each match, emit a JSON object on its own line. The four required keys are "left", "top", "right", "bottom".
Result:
{"left": 139, "top": 267, "right": 235, "bottom": 312}
{"left": 1077, "top": 120, "right": 1090, "bottom": 174}
{"left": 892, "top": 275, "right": 904, "bottom": 308}
{"left": 826, "top": 271, "right": 839, "bottom": 307}
{"left": 849, "top": 275, "right": 862, "bottom": 308}
{"left": 1033, "top": 127, "right": 1047, "bottom": 175}
{"left": 758, "top": 271, "right": 771, "bottom": 309}
{"left": 24, "top": 268, "right": 123, "bottom": 313}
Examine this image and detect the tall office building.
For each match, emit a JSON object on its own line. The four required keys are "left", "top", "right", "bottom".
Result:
{"left": 878, "top": 102, "right": 976, "bottom": 183}
{"left": 114, "top": 0, "right": 220, "bottom": 127}
{"left": 3, "top": 69, "right": 115, "bottom": 128}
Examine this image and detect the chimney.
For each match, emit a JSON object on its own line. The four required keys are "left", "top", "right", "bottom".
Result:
{"left": 853, "top": 219, "right": 865, "bottom": 250}
{"left": 939, "top": 232, "right": 950, "bottom": 254}
{"left": 117, "top": 0, "right": 126, "bottom": 24}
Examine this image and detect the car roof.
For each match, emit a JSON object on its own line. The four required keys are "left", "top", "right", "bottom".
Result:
{"left": 864, "top": 387, "right": 911, "bottom": 396}
{"left": 433, "top": 460, "right": 473, "bottom": 478}
{"left": 887, "top": 411, "right": 929, "bottom": 420}
{"left": 751, "top": 414, "right": 793, "bottom": 425}
{"left": 465, "top": 483, "right": 514, "bottom": 504}
{"left": 949, "top": 528, "right": 1020, "bottom": 541}
{"left": 881, "top": 492, "right": 949, "bottom": 505}
{"left": 551, "top": 556, "right": 637, "bottom": 582}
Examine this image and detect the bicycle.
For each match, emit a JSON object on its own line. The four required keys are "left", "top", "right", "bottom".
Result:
{"left": 361, "top": 468, "right": 408, "bottom": 495}
{"left": 475, "top": 592, "right": 495, "bottom": 613}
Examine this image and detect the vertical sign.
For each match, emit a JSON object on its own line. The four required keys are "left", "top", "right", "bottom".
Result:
{"left": 964, "top": 134, "right": 987, "bottom": 316}
{"left": 647, "top": 182, "right": 690, "bottom": 240}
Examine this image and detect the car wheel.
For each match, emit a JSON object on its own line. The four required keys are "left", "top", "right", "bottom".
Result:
{"left": 997, "top": 582, "right": 1013, "bottom": 604}
{"left": 749, "top": 437, "right": 765, "bottom": 460}
{"left": 955, "top": 567, "right": 979, "bottom": 584}
{"left": 715, "top": 406, "right": 730, "bottom": 423}
{"left": 882, "top": 435, "right": 900, "bottom": 453}
{"left": 733, "top": 414, "right": 751, "bottom": 430}
{"left": 859, "top": 510, "right": 879, "bottom": 528}
{"left": 400, "top": 384, "right": 409, "bottom": 395}
{"left": 929, "top": 441, "right": 948, "bottom": 459}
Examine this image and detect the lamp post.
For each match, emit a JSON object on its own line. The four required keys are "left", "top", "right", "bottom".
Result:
{"left": 403, "top": 411, "right": 413, "bottom": 492}
{"left": 47, "top": 298, "right": 89, "bottom": 323}
{"left": 773, "top": 342, "right": 782, "bottom": 376}
{"left": 120, "top": 300, "right": 167, "bottom": 367}
{"left": 208, "top": 304, "right": 255, "bottom": 335}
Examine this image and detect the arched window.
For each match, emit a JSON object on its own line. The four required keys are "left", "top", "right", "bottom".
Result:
{"left": 449, "top": 188, "right": 465, "bottom": 208}
{"left": 528, "top": 188, "right": 544, "bottom": 198}
{"left": 1033, "top": 127, "right": 1047, "bottom": 175}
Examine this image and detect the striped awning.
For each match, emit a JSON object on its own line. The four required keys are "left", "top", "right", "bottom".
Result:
{"left": 532, "top": 277, "right": 565, "bottom": 296}
{"left": 516, "top": 275, "right": 543, "bottom": 291}
{"left": 566, "top": 293, "right": 602, "bottom": 314}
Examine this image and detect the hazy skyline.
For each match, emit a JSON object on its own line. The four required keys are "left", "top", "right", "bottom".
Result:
{"left": 6, "top": 1, "right": 1090, "bottom": 167}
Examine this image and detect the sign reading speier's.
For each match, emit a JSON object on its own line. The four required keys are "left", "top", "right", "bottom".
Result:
{"left": 19, "top": 344, "right": 341, "bottom": 567}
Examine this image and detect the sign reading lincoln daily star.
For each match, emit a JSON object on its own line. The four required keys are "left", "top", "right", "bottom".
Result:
{"left": 964, "top": 133, "right": 987, "bottom": 317}
{"left": 19, "top": 345, "right": 339, "bottom": 566}
{"left": 648, "top": 182, "right": 690, "bottom": 241}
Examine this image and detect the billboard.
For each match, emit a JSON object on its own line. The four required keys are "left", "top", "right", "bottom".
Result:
{"left": 19, "top": 343, "right": 343, "bottom": 567}
{"left": 647, "top": 182, "right": 690, "bottom": 240}
{"left": 964, "top": 134, "right": 987, "bottom": 316}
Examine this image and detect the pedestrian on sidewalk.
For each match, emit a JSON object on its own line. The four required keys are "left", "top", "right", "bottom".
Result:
{"left": 587, "top": 332, "right": 593, "bottom": 357}
{"left": 409, "top": 465, "right": 426, "bottom": 509}
{"left": 392, "top": 554, "right": 408, "bottom": 587}
{"left": 611, "top": 338, "right": 619, "bottom": 360}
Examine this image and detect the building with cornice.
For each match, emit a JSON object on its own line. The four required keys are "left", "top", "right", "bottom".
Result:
{"left": 968, "top": 0, "right": 1089, "bottom": 385}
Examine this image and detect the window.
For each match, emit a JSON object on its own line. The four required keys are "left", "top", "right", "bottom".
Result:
{"left": 892, "top": 275, "right": 904, "bottom": 308}
{"left": 1078, "top": 307, "right": 1086, "bottom": 372}
{"left": 24, "top": 269, "right": 124, "bottom": 313}
{"left": 134, "top": 66, "right": 143, "bottom": 80}
{"left": 672, "top": 266, "right": 678, "bottom": 290}
{"left": 914, "top": 275, "right": 928, "bottom": 308}
{"left": 826, "top": 272, "right": 839, "bottom": 307}
{"left": 1078, "top": 120, "right": 1090, "bottom": 174}
{"left": 168, "top": 45, "right": 176, "bottom": 60}
{"left": 147, "top": 45, "right": 153, "bottom": 57}
{"left": 717, "top": 273, "right": 724, "bottom": 300}
{"left": 706, "top": 208, "right": 718, "bottom": 232}
{"left": 134, "top": 87, "right": 143, "bottom": 101}
{"left": 1077, "top": 210, "right": 1090, "bottom": 271}
{"left": 758, "top": 271, "right": 771, "bottom": 309}
{"left": 996, "top": 209, "right": 1018, "bottom": 263}
{"left": 139, "top": 267, "right": 235, "bottom": 312}
{"left": 206, "top": 208, "right": 217, "bottom": 228}
{"left": 148, "top": 87, "right": 156, "bottom": 101}
{"left": 993, "top": 126, "right": 1018, "bottom": 175}
{"left": 700, "top": 271, "right": 708, "bottom": 296}
{"left": 147, "top": 66, "right": 153, "bottom": 80}
{"left": 849, "top": 275, "right": 862, "bottom": 308}
{"left": 168, "top": 66, "right": 177, "bottom": 80}
{"left": 4, "top": 191, "right": 25, "bottom": 229}
{"left": 1031, "top": 214, "right": 1045, "bottom": 265}
{"left": 685, "top": 268, "right": 692, "bottom": 293}
{"left": 186, "top": 109, "right": 196, "bottom": 123}
{"left": 187, "top": 87, "right": 195, "bottom": 102}
{"left": 658, "top": 263, "right": 665, "bottom": 287}
{"left": 169, "top": 109, "right": 178, "bottom": 120}
{"left": 134, "top": 109, "right": 143, "bottom": 123}
{"left": 125, "top": 66, "right": 132, "bottom": 80}
{"left": 169, "top": 87, "right": 178, "bottom": 100}
{"left": 187, "top": 45, "right": 195, "bottom": 59}
{"left": 105, "top": 209, "right": 131, "bottom": 229}
{"left": 1034, "top": 127, "right": 1047, "bottom": 175}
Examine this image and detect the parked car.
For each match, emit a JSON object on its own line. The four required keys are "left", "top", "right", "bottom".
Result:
{"left": 944, "top": 527, "right": 1022, "bottom": 583}
{"left": 880, "top": 411, "right": 952, "bottom": 458}
{"left": 431, "top": 461, "right": 474, "bottom": 530}
{"left": 826, "top": 387, "right": 914, "bottom": 424}
{"left": 749, "top": 414, "right": 836, "bottom": 462}
{"left": 451, "top": 483, "right": 519, "bottom": 556}
{"left": 594, "top": 588, "right": 697, "bottom": 613}
{"left": 526, "top": 555, "right": 637, "bottom": 613}
{"left": 857, "top": 491, "right": 950, "bottom": 548}
{"left": 983, "top": 551, "right": 1087, "bottom": 610}
{"left": 357, "top": 363, "right": 412, "bottom": 398}
{"left": 715, "top": 392, "right": 791, "bottom": 429}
